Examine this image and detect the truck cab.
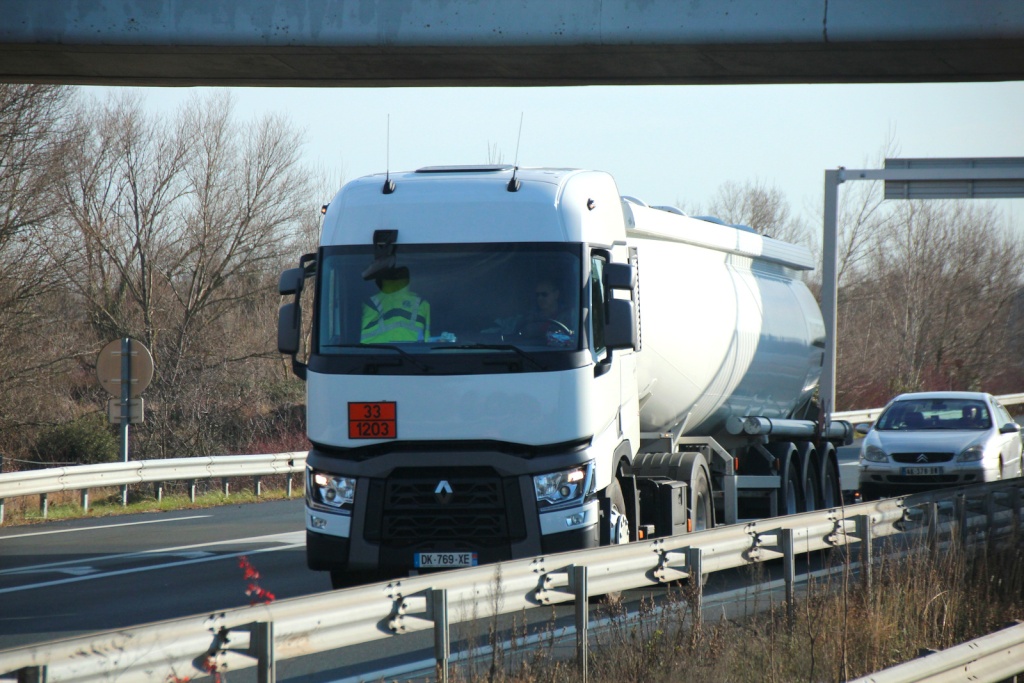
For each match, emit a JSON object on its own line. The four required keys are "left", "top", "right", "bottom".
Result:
{"left": 279, "top": 166, "right": 640, "bottom": 586}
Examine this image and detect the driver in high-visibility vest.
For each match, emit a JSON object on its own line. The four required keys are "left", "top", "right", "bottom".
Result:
{"left": 360, "top": 267, "right": 431, "bottom": 343}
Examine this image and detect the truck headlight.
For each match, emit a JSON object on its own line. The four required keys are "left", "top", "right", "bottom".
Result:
{"left": 534, "top": 461, "right": 594, "bottom": 510}
{"left": 957, "top": 445, "right": 985, "bottom": 462}
{"left": 308, "top": 470, "right": 356, "bottom": 512}
{"left": 862, "top": 445, "right": 889, "bottom": 463}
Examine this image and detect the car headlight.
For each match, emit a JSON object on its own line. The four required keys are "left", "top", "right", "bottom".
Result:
{"left": 534, "top": 462, "right": 594, "bottom": 510}
{"left": 957, "top": 445, "right": 985, "bottom": 462}
{"left": 308, "top": 470, "right": 356, "bottom": 512}
{"left": 861, "top": 444, "right": 889, "bottom": 463}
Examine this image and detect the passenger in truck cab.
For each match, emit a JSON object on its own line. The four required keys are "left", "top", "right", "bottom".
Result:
{"left": 360, "top": 266, "right": 431, "bottom": 343}
{"left": 516, "top": 277, "right": 575, "bottom": 347}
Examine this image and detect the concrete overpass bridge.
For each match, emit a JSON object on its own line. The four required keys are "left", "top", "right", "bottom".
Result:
{"left": 0, "top": 0, "right": 1022, "bottom": 87}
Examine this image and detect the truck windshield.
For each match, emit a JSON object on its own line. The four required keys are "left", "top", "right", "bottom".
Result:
{"left": 316, "top": 243, "right": 583, "bottom": 355}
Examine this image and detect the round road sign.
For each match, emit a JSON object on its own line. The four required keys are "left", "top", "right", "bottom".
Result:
{"left": 96, "top": 338, "right": 154, "bottom": 397}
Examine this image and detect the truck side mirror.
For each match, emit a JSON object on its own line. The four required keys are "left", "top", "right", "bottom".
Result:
{"left": 605, "top": 298, "right": 638, "bottom": 351}
{"left": 278, "top": 302, "right": 301, "bottom": 355}
{"left": 279, "top": 267, "right": 305, "bottom": 295}
{"left": 602, "top": 262, "right": 639, "bottom": 352}
{"left": 604, "top": 262, "right": 636, "bottom": 291}
{"left": 277, "top": 254, "right": 316, "bottom": 380}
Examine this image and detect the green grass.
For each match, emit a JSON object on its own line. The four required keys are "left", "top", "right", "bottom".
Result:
{"left": 4, "top": 485, "right": 296, "bottom": 526}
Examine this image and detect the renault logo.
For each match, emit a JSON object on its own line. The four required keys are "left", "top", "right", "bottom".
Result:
{"left": 435, "top": 480, "right": 454, "bottom": 504}
{"left": 916, "top": 453, "right": 929, "bottom": 463}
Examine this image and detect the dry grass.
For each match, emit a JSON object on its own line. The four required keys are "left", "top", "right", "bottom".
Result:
{"left": 439, "top": 532, "right": 1024, "bottom": 683}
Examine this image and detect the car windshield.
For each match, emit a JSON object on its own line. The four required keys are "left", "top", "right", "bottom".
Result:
{"left": 315, "top": 243, "right": 582, "bottom": 354}
{"left": 875, "top": 398, "right": 992, "bottom": 431}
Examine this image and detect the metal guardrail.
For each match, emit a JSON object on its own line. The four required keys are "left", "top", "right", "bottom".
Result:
{"left": 0, "top": 452, "right": 307, "bottom": 524}
{"left": 833, "top": 392, "right": 1024, "bottom": 428}
{"left": 5, "top": 391, "right": 1023, "bottom": 519}
{"left": 850, "top": 620, "right": 1024, "bottom": 683}
{"left": 1, "top": 478, "right": 1022, "bottom": 683}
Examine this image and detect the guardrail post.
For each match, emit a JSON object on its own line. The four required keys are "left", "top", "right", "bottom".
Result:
{"left": 15, "top": 665, "right": 46, "bottom": 682}
{"left": 154, "top": 482, "right": 163, "bottom": 503}
{"left": 287, "top": 473, "right": 294, "bottom": 498}
{"left": 984, "top": 492, "right": 996, "bottom": 542}
{"left": 121, "top": 484, "right": 128, "bottom": 507}
{"left": 925, "top": 502, "right": 939, "bottom": 557}
{"left": 432, "top": 588, "right": 450, "bottom": 683}
{"left": 572, "top": 565, "right": 589, "bottom": 682}
{"left": 955, "top": 494, "right": 967, "bottom": 547}
{"left": 1012, "top": 484, "right": 1022, "bottom": 538}
{"left": 254, "top": 621, "right": 275, "bottom": 683}
{"left": 40, "top": 493, "right": 48, "bottom": 519}
{"left": 80, "top": 489, "right": 89, "bottom": 514}
{"left": 189, "top": 479, "right": 197, "bottom": 503}
{"left": 222, "top": 478, "right": 230, "bottom": 497}
{"left": 254, "top": 476, "right": 262, "bottom": 497}
{"left": 855, "top": 515, "right": 873, "bottom": 591}
{"left": 782, "top": 528, "right": 796, "bottom": 627}
{"left": 0, "top": 498, "right": 5, "bottom": 525}
{"left": 687, "top": 547, "right": 704, "bottom": 628}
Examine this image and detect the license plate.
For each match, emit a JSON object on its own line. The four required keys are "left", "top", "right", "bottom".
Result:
{"left": 901, "top": 467, "right": 943, "bottom": 476}
{"left": 414, "top": 552, "right": 479, "bottom": 568}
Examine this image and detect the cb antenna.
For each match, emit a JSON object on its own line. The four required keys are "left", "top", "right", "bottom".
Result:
{"left": 383, "top": 114, "right": 396, "bottom": 194}
{"left": 507, "top": 113, "right": 523, "bottom": 193}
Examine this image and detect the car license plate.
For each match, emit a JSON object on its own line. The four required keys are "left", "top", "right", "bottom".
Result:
{"left": 901, "top": 467, "right": 943, "bottom": 476}
{"left": 414, "top": 552, "right": 479, "bottom": 568}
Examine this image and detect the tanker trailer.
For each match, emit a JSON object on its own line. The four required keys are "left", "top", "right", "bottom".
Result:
{"left": 621, "top": 198, "right": 851, "bottom": 529}
{"left": 277, "top": 165, "right": 851, "bottom": 587}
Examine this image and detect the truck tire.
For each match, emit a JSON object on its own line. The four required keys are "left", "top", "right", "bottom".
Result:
{"left": 781, "top": 455, "right": 803, "bottom": 516}
{"left": 819, "top": 446, "right": 841, "bottom": 508}
{"left": 601, "top": 478, "right": 631, "bottom": 545}
{"left": 690, "top": 467, "right": 713, "bottom": 532}
{"left": 797, "top": 443, "right": 821, "bottom": 511}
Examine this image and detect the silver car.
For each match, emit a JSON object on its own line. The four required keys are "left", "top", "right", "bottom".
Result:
{"left": 857, "top": 391, "right": 1023, "bottom": 500}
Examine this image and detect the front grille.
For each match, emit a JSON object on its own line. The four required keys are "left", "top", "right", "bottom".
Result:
{"left": 892, "top": 452, "right": 954, "bottom": 464}
{"left": 372, "top": 467, "right": 524, "bottom": 546}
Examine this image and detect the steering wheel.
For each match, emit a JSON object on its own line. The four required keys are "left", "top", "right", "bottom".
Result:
{"left": 516, "top": 318, "right": 573, "bottom": 345}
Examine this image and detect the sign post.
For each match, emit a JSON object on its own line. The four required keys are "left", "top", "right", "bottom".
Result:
{"left": 97, "top": 338, "right": 154, "bottom": 505}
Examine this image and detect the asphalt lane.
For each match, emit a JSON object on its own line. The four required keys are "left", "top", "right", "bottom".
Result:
{"left": 0, "top": 498, "right": 330, "bottom": 650}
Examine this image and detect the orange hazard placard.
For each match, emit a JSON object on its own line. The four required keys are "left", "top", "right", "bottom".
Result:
{"left": 348, "top": 402, "right": 397, "bottom": 439}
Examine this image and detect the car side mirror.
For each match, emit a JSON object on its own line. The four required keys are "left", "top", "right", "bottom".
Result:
{"left": 999, "top": 422, "right": 1021, "bottom": 434}
{"left": 855, "top": 423, "right": 872, "bottom": 435}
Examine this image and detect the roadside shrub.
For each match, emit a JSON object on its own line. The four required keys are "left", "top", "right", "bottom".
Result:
{"left": 33, "top": 414, "right": 118, "bottom": 466}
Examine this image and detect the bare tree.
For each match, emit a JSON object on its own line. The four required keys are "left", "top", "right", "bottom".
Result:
{"left": 55, "top": 91, "right": 193, "bottom": 354}
{"left": 0, "top": 84, "right": 78, "bottom": 438}
{"left": 160, "top": 93, "right": 310, "bottom": 381}
{"left": 837, "top": 200, "right": 1024, "bottom": 408}
{"left": 705, "top": 178, "right": 808, "bottom": 245}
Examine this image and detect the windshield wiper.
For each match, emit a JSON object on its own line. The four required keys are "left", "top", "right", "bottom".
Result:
{"left": 432, "top": 343, "right": 547, "bottom": 371}
{"left": 324, "top": 343, "right": 430, "bottom": 372}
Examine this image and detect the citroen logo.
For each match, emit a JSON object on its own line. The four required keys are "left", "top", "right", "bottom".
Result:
{"left": 435, "top": 480, "right": 454, "bottom": 504}
{"left": 916, "top": 453, "right": 929, "bottom": 463}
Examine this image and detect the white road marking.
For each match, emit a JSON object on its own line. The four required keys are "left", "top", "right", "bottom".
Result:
{"left": 0, "top": 515, "right": 212, "bottom": 540}
{"left": 0, "top": 533, "right": 305, "bottom": 595}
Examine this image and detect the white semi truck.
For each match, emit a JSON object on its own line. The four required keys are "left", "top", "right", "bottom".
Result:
{"left": 278, "top": 165, "right": 852, "bottom": 588}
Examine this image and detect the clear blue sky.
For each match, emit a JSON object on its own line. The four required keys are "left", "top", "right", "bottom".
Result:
{"left": 87, "top": 81, "right": 1024, "bottom": 230}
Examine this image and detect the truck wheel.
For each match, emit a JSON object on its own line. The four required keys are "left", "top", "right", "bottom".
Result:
{"left": 821, "top": 456, "right": 841, "bottom": 508}
{"left": 602, "top": 478, "right": 631, "bottom": 545}
{"left": 781, "top": 457, "right": 803, "bottom": 515}
{"left": 691, "top": 467, "right": 713, "bottom": 532}
{"left": 798, "top": 445, "right": 821, "bottom": 511}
